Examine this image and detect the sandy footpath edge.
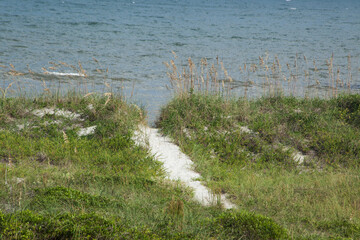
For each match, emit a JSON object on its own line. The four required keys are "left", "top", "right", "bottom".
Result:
{"left": 133, "top": 125, "right": 236, "bottom": 209}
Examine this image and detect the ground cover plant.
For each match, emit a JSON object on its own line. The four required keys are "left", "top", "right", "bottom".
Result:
{"left": 0, "top": 89, "right": 290, "bottom": 239}
{"left": 158, "top": 93, "right": 360, "bottom": 239}
{"left": 158, "top": 57, "right": 360, "bottom": 239}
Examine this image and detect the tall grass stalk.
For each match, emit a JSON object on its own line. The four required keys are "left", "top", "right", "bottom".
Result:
{"left": 165, "top": 53, "right": 358, "bottom": 100}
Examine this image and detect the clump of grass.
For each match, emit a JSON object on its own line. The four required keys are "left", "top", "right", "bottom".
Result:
{"left": 164, "top": 55, "right": 234, "bottom": 98}
{"left": 334, "top": 94, "right": 360, "bottom": 127}
{"left": 317, "top": 218, "right": 360, "bottom": 239}
{"left": 213, "top": 211, "right": 289, "bottom": 240}
{"left": 0, "top": 209, "right": 166, "bottom": 239}
{"left": 29, "top": 186, "right": 123, "bottom": 210}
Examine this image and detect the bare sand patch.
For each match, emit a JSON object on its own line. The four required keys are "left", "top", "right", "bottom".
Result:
{"left": 134, "top": 125, "right": 236, "bottom": 209}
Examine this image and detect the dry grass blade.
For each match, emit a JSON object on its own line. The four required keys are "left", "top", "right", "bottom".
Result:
{"left": 105, "top": 97, "right": 111, "bottom": 106}
{"left": 62, "top": 131, "right": 69, "bottom": 144}
{"left": 7, "top": 82, "right": 15, "bottom": 89}
{"left": 49, "top": 61, "right": 60, "bottom": 67}
{"left": 59, "top": 61, "right": 69, "bottom": 67}
{"left": 163, "top": 61, "right": 170, "bottom": 69}
{"left": 78, "top": 61, "right": 87, "bottom": 77}
{"left": 104, "top": 92, "right": 112, "bottom": 106}
{"left": 8, "top": 154, "right": 13, "bottom": 167}
{"left": 7, "top": 64, "right": 24, "bottom": 76}
{"left": 8, "top": 70, "right": 24, "bottom": 76}
{"left": 83, "top": 92, "right": 94, "bottom": 98}
{"left": 1, "top": 82, "right": 15, "bottom": 98}
{"left": 347, "top": 54, "right": 352, "bottom": 91}
{"left": 27, "top": 65, "right": 34, "bottom": 74}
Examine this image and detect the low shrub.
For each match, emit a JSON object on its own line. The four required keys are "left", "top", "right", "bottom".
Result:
{"left": 30, "top": 186, "right": 123, "bottom": 210}
{"left": 213, "top": 210, "right": 289, "bottom": 240}
{"left": 0, "top": 210, "right": 165, "bottom": 239}
{"left": 0, "top": 210, "right": 5, "bottom": 233}
{"left": 335, "top": 94, "right": 360, "bottom": 127}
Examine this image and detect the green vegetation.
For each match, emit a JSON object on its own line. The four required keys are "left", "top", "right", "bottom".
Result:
{"left": 213, "top": 211, "right": 289, "bottom": 239}
{"left": 2, "top": 55, "right": 358, "bottom": 239}
{"left": 157, "top": 93, "right": 360, "bottom": 239}
{"left": 0, "top": 92, "right": 289, "bottom": 239}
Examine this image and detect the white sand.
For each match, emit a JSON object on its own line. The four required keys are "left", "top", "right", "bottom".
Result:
{"left": 32, "top": 108, "right": 82, "bottom": 120}
{"left": 77, "top": 126, "right": 97, "bottom": 137}
{"left": 134, "top": 125, "right": 236, "bottom": 209}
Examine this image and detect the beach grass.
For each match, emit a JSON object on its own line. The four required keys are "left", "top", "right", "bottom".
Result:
{"left": 1, "top": 55, "right": 359, "bottom": 239}
{"left": 157, "top": 92, "right": 360, "bottom": 239}
{"left": 0, "top": 90, "right": 290, "bottom": 239}
{"left": 157, "top": 54, "right": 360, "bottom": 239}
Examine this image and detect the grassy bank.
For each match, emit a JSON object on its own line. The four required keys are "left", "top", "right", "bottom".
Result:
{"left": 157, "top": 93, "right": 360, "bottom": 239}
{"left": 0, "top": 92, "right": 290, "bottom": 239}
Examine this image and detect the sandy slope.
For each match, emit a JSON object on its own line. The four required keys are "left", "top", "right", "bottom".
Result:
{"left": 133, "top": 125, "right": 236, "bottom": 209}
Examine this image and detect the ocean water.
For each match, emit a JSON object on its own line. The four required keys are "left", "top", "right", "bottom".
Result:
{"left": 1, "top": 0, "right": 359, "bottom": 123}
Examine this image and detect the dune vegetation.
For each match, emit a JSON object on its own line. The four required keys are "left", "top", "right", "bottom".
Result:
{"left": 0, "top": 90, "right": 288, "bottom": 239}
{"left": 157, "top": 56, "right": 360, "bottom": 239}
{"left": 1, "top": 54, "right": 359, "bottom": 239}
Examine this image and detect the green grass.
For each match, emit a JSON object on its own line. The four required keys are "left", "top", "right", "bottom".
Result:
{"left": 157, "top": 92, "right": 360, "bottom": 239}
{"left": 0, "top": 92, "right": 289, "bottom": 239}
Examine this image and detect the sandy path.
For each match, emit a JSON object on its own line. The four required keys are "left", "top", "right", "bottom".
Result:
{"left": 134, "top": 125, "right": 236, "bottom": 209}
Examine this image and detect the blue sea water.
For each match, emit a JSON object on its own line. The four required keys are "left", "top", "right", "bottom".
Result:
{"left": 1, "top": 0, "right": 359, "bottom": 122}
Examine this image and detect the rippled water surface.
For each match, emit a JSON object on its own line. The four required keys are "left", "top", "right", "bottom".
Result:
{"left": 1, "top": 0, "right": 359, "bottom": 122}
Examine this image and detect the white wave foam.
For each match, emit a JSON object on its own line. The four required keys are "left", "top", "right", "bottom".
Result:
{"left": 45, "top": 71, "right": 85, "bottom": 77}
